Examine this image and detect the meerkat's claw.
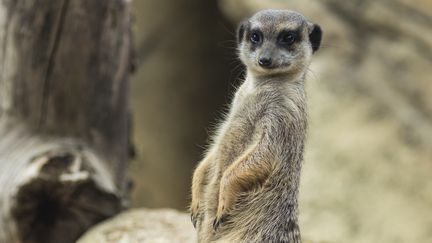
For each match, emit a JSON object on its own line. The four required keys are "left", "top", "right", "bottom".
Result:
{"left": 190, "top": 201, "right": 200, "bottom": 228}
{"left": 212, "top": 218, "right": 220, "bottom": 231}
{"left": 212, "top": 214, "right": 227, "bottom": 231}
{"left": 191, "top": 212, "right": 199, "bottom": 228}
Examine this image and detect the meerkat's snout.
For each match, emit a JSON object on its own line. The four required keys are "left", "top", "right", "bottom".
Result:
{"left": 258, "top": 57, "right": 272, "bottom": 68}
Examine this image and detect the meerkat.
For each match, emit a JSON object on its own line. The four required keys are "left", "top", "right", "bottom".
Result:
{"left": 190, "top": 9, "right": 322, "bottom": 243}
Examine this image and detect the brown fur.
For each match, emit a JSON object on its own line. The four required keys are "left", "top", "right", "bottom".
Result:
{"left": 191, "top": 9, "right": 322, "bottom": 243}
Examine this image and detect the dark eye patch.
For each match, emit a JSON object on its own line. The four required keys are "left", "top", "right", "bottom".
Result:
{"left": 277, "top": 29, "right": 301, "bottom": 46}
{"left": 249, "top": 29, "right": 263, "bottom": 45}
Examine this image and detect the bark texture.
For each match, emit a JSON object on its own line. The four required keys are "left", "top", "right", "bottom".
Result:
{"left": 0, "top": 0, "right": 132, "bottom": 242}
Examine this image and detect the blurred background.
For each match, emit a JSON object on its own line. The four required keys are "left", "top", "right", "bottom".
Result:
{"left": 128, "top": 0, "right": 431, "bottom": 242}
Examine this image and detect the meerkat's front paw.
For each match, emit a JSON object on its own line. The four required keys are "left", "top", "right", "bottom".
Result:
{"left": 190, "top": 202, "right": 200, "bottom": 228}
{"left": 212, "top": 213, "right": 228, "bottom": 231}
{"left": 213, "top": 198, "right": 229, "bottom": 230}
{"left": 191, "top": 212, "right": 199, "bottom": 228}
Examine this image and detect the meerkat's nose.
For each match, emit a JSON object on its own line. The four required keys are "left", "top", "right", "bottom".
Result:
{"left": 258, "top": 57, "right": 272, "bottom": 68}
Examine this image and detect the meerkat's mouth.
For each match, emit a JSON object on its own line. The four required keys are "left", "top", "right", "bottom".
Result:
{"left": 257, "top": 62, "right": 290, "bottom": 71}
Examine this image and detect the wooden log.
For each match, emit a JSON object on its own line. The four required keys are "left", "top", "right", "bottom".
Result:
{"left": 0, "top": 0, "right": 133, "bottom": 242}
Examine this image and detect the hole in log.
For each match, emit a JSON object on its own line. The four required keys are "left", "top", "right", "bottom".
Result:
{"left": 36, "top": 197, "right": 60, "bottom": 225}
{"left": 11, "top": 155, "right": 122, "bottom": 243}
{"left": 40, "top": 153, "right": 75, "bottom": 176}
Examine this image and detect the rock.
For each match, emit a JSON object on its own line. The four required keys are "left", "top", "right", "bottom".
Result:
{"left": 77, "top": 209, "right": 196, "bottom": 243}
{"left": 77, "top": 208, "right": 328, "bottom": 243}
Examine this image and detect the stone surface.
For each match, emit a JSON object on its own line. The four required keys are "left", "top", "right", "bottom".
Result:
{"left": 77, "top": 209, "right": 196, "bottom": 243}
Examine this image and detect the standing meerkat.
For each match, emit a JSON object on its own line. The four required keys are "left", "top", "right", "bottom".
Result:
{"left": 190, "top": 9, "right": 322, "bottom": 243}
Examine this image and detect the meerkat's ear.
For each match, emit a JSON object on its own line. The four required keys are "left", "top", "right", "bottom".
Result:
{"left": 237, "top": 20, "right": 249, "bottom": 44}
{"left": 309, "top": 24, "right": 322, "bottom": 53}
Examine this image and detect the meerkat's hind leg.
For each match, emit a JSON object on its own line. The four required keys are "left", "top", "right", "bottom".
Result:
{"left": 191, "top": 155, "right": 213, "bottom": 228}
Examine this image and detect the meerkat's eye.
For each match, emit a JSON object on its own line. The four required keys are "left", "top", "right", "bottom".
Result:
{"left": 250, "top": 31, "right": 262, "bottom": 44}
{"left": 279, "top": 31, "right": 298, "bottom": 45}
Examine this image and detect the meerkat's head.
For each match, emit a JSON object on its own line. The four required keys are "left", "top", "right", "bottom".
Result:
{"left": 237, "top": 10, "right": 322, "bottom": 77}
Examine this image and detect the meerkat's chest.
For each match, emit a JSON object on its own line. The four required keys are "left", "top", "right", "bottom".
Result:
{"left": 213, "top": 98, "right": 265, "bottom": 167}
